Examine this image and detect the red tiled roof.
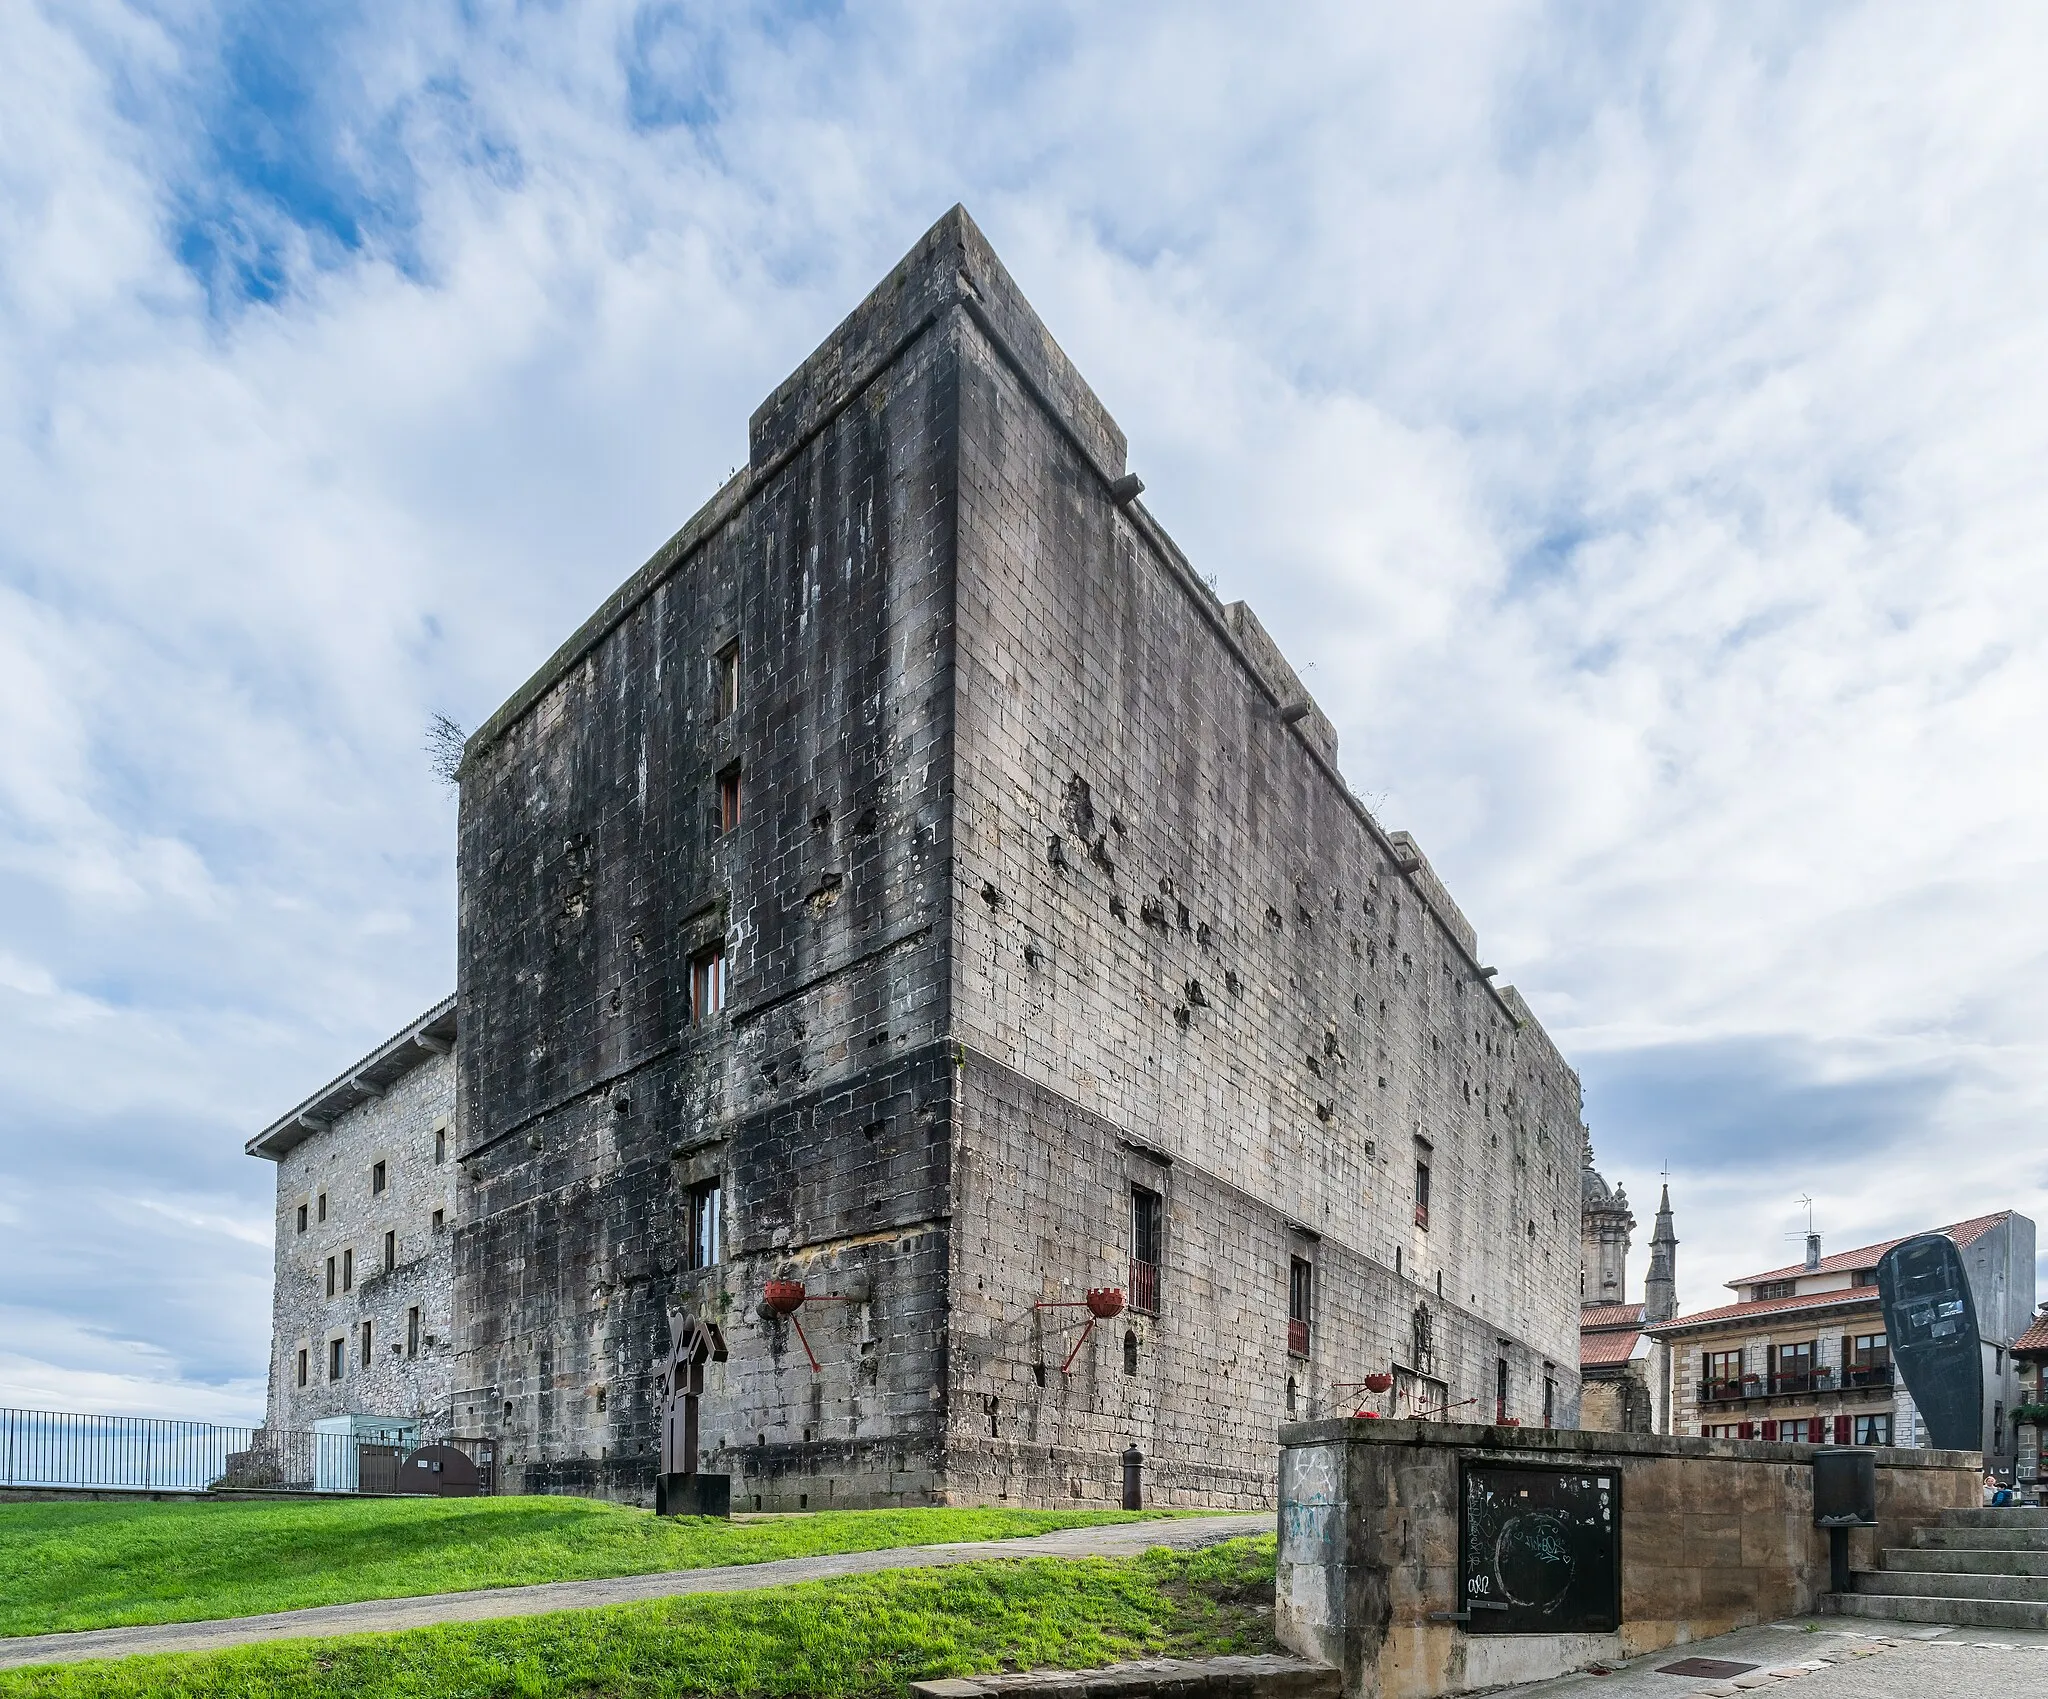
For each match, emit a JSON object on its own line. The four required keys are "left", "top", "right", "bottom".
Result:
{"left": 2015, "top": 1314, "right": 2048, "bottom": 1355}
{"left": 1644, "top": 1283, "right": 1886, "bottom": 1336}
{"left": 1727, "top": 1212, "right": 2012, "bottom": 1290}
{"left": 1581, "top": 1303, "right": 1644, "bottom": 1330}
{"left": 1580, "top": 1329, "right": 1643, "bottom": 1368}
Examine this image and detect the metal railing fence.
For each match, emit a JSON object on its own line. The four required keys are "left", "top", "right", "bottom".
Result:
{"left": 0, "top": 1408, "right": 421, "bottom": 1494}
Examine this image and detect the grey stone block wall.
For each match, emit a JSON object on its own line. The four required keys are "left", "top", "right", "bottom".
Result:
{"left": 265, "top": 1048, "right": 458, "bottom": 1433}
{"left": 432, "top": 206, "right": 1584, "bottom": 1507}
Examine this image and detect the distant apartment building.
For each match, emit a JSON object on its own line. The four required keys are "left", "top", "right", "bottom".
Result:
{"left": 1647, "top": 1211, "right": 2035, "bottom": 1461}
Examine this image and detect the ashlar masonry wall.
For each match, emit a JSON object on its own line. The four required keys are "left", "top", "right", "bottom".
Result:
{"left": 937, "top": 219, "right": 1586, "bottom": 1504}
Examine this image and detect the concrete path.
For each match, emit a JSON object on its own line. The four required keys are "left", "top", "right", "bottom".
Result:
{"left": 0, "top": 1511, "right": 1272, "bottom": 1670}
{"left": 1493, "top": 1614, "right": 2048, "bottom": 1698}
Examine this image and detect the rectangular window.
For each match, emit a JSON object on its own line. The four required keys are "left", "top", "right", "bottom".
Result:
{"left": 1702, "top": 1422, "right": 1744, "bottom": 1439}
{"left": 328, "top": 1337, "right": 344, "bottom": 1381}
{"left": 1703, "top": 1349, "right": 1744, "bottom": 1400}
{"left": 691, "top": 943, "right": 729, "bottom": 1024}
{"left": 1287, "top": 1257, "right": 1313, "bottom": 1357}
{"left": 361, "top": 1321, "right": 373, "bottom": 1367}
{"left": 296, "top": 1203, "right": 308, "bottom": 1234}
{"left": 407, "top": 1306, "right": 420, "bottom": 1359}
{"left": 1130, "top": 1186, "right": 1163, "bottom": 1314}
{"left": 1848, "top": 1333, "right": 1890, "bottom": 1385}
{"left": 384, "top": 1229, "right": 396, "bottom": 1272}
{"left": 1496, "top": 1356, "right": 1511, "bottom": 1423}
{"left": 317, "top": 1192, "right": 327, "bottom": 1223}
{"left": 1413, "top": 1141, "right": 1432, "bottom": 1230}
{"left": 1770, "top": 1340, "right": 1814, "bottom": 1394}
{"left": 296, "top": 1347, "right": 308, "bottom": 1387}
{"left": 342, "top": 1248, "right": 353, "bottom": 1292}
{"left": 434, "top": 1128, "right": 446, "bottom": 1165}
{"left": 371, "top": 1160, "right": 387, "bottom": 1195}
{"left": 1542, "top": 1375, "right": 1556, "bottom": 1429}
{"left": 687, "top": 1178, "right": 722, "bottom": 1270}
{"left": 326, "top": 1255, "right": 337, "bottom": 1298}
{"left": 713, "top": 642, "right": 740, "bottom": 720}
{"left": 1754, "top": 1278, "right": 1796, "bottom": 1300}
{"left": 717, "top": 766, "right": 742, "bottom": 836}
{"left": 1853, "top": 1412, "right": 1893, "bottom": 1446}
{"left": 432, "top": 1208, "right": 445, "bottom": 1233}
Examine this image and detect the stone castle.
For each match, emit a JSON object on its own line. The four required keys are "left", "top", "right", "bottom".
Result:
{"left": 251, "top": 207, "right": 1588, "bottom": 1507}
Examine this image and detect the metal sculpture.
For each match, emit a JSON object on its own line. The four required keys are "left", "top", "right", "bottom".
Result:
{"left": 654, "top": 1308, "right": 728, "bottom": 1516}
{"left": 1878, "top": 1233, "right": 1983, "bottom": 1453}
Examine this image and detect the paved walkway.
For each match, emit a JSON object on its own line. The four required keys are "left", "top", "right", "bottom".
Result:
{"left": 1495, "top": 1615, "right": 2048, "bottom": 1698}
{"left": 0, "top": 1511, "right": 1272, "bottom": 1670}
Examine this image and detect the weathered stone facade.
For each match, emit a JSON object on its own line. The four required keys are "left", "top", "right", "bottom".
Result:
{"left": 441, "top": 207, "right": 1585, "bottom": 1507}
{"left": 250, "top": 998, "right": 460, "bottom": 1434}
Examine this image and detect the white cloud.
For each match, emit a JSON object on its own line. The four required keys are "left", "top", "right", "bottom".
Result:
{"left": 3, "top": 0, "right": 2048, "bottom": 1410}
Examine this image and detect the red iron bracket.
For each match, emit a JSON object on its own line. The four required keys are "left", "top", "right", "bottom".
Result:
{"left": 1033, "top": 1288, "right": 1126, "bottom": 1375}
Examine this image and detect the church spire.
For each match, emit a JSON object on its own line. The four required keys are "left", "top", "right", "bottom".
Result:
{"left": 1643, "top": 1181, "right": 1679, "bottom": 1324}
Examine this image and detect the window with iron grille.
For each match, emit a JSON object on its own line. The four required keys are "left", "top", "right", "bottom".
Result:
{"left": 1130, "top": 1186, "right": 1163, "bottom": 1314}
{"left": 1288, "top": 1258, "right": 1312, "bottom": 1356}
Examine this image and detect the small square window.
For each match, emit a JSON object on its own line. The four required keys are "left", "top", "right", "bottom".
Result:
{"left": 372, "top": 1160, "right": 387, "bottom": 1195}
{"left": 384, "top": 1229, "right": 396, "bottom": 1272}
{"left": 317, "top": 1192, "right": 327, "bottom": 1223}
{"left": 296, "top": 1203, "right": 308, "bottom": 1234}
{"left": 432, "top": 1208, "right": 445, "bottom": 1233}
{"left": 297, "top": 1347, "right": 308, "bottom": 1388}
{"left": 691, "top": 943, "right": 728, "bottom": 1025}
{"left": 329, "top": 1337, "right": 344, "bottom": 1382}
{"left": 717, "top": 766, "right": 742, "bottom": 836}
{"left": 713, "top": 642, "right": 740, "bottom": 720}
{"left": 342, "top": 1248, "right": 353, "bottom": 1292}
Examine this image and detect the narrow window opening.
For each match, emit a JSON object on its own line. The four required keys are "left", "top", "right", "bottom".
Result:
{"left": 326, "top": 1255, "right": 337, "bottom": 1298}
{"left": 717, "top": 765, "right": 743, "bottom": 836}
{"left": 371, "top": 1160, "right": 387, "bottom": 1195}
{"left": 317, "top": 1192, "right": 327, "bottom": 1223}
{"left": 1286, "top": 1376, "right": 1298, "bottom": 1416}
{"left": 361, "top": 1321, "right": 373, "bottom": 1367}
{"left": 1413, "top": 1158, "right": 1431, "bottom": 1230}
{"left": 713, "top": 642, "right": 740, "bottom": 720}
{"left": 597, "top": 1387, "right": 609, "bottom": 1413}
{"left": 342, "top": 1248, "right": 353, "bottom": 1292}
{"left": 1496, "top": 1356, "right": 1510, "bottom": 1423}
{"left": 296, "top": 1347, "right": 308, "bottom": 1387}
{"left": 1542, "top": 1372, "right": 1557, "bottom": 1429}
{"left": 1122, "top": 1330, "right": 1138, "bottom": 1375}
{"left": 296, "top": 1203, "right": 308, "bottom": 1234}
{"left": 407, "top": 1306, "right": 420, "bottom": 1359}
{"left": 434, "top": 1129, "right": 446, "bottom": 1165}
{"left": 1288, "top": 1257, "right": 1313, "bottom": 1357}
{"left": 1129, "top": 1186, "right": 1163, "bottom": 1313}
{"left": 691, "top": 943, "right": 729, "bottom": 1024}
{"left": 329, "top": 1337, "right": 344, "bottom": 1381}
{"left": 432, "top": 1208, "right": 445, "bottom": 1233}
{"left": 687, "top": 1178, "right": 723, "bottom": 1270}
{"left": 384, "top": 1229, "right": 396, "bottom": 1272}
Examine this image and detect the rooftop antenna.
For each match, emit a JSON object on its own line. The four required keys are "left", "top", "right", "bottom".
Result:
{"left": 1784, "top": 1196, "right": 1822, "bottom": 1271}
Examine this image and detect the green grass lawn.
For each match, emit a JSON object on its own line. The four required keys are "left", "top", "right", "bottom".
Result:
{"left": 0, "top": 1536, "right": 1278, "bottom": 1699}
{"left": 0, "top": 1499, "right": 1189, "bottom": 1639}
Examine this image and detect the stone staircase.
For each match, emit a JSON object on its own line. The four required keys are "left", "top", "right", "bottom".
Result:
{"left": 1830, "top": 1506, "right": 2048, "bottom": 1629}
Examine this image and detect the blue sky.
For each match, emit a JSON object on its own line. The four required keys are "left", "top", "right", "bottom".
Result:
{"left": 4, "top": 0, "right": 2047, "bottom": 1418}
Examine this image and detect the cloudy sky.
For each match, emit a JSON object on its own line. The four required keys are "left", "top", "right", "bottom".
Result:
{"left": 4, "top": 1, "right": 2046, "bottom": 1421}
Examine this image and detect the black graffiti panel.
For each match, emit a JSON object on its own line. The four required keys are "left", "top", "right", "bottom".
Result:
{"left": 1460, "top": 1463, "right": 1621, "bottom": 1635}
{"left": 1879, "top": 1233, "right": 1983, "bottom": 1453}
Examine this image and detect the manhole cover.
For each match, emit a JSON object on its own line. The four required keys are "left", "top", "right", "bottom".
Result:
{"left": 1655, "top": 1659, "right": 1760, "bottom": 1678}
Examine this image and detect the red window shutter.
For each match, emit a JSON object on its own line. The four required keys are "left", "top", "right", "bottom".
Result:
{"left": 1835, "top": 1414, "right": 1851, "bottom": 1444}
{"left": 1740, "top": 1422, "right": 1755, "bottom": 1439}
{"left": 1762, "top": 1420, "right": 1778, "bottom": 1440}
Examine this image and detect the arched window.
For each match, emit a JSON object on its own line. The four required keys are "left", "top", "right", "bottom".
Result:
{"left": 1123, "top": 1329, "right": 1139, "bottom": 1375}
{"left": 1286, "top": 1376, "right": 1298, "bottom": 1417}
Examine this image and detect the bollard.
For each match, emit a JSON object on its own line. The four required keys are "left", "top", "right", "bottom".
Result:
{"left": 1122, "top": 1443, "right": 1144, "bottom": 1511}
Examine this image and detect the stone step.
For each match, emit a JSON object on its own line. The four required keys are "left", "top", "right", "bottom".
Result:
{"left": 912, "top": 1657, "right": 1341, "bottom": 1699}
{"left": 1854, "top": 1568, "right": 2048, "bottom": 1603}
{"left": 1937, "top": 1507, "right": 2048, "bottom": 1529}
{"left": 1912, "top": 1524, "right": 2048, "bottom": 1550}
{"left": 1828, "top": 1590, "right": 2048, "bottom": 1631}
{"left": 1882, "top": 1545, "right": 2048, "bottom": 1576}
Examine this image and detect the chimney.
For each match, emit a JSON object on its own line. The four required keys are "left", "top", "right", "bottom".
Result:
{"left": 1804, "top": 1231, "right": 1822, "bottom": 1271}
